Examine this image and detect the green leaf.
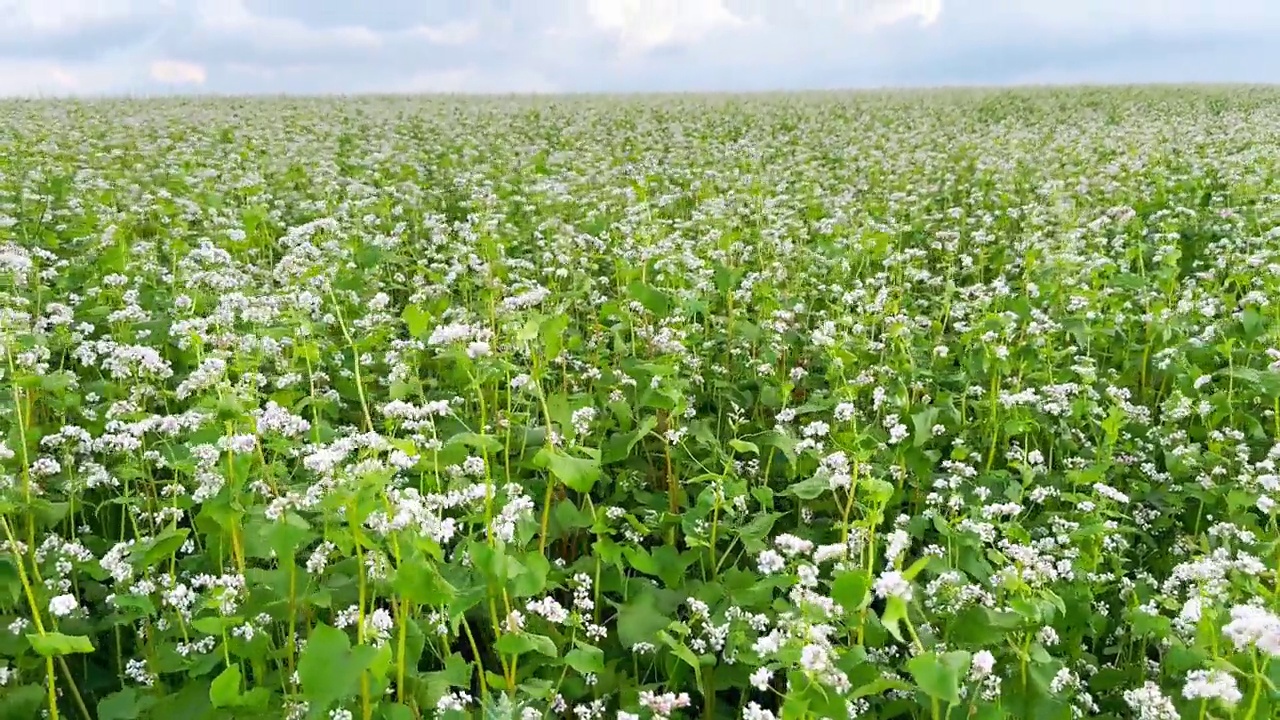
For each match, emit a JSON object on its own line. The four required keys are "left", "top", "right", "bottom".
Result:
{"left": 911, "top": 407, "right": 940, "bottom": 447}
{"left": 650, "top": 544, "right": 694, "bottom": 588}
{"left": 948, "top": 606, "right": 1021, "bottom": 645}
{"left": 1227, "top": 368, "right": 1280, "bottom": 399}
{"left": 617, "top": 594, "right": 669, "bottom": 648}
{"left": 736, "top": 512, "right": 779, "bottom": 553}
{"left": 26, "top": 632, "right": 94, "bottom": 657}
{"left": 446, "top": 432, "right": 503, "bottom": 454}
{"left": 29, "top": 500, "right": 70, "bottom": 529}
{"left": 623, "top": 546, "right": 661, "bottom": 577}
{"left": 728, "top": 438, "right": 760, "bottom": 455}
{"left": 1130, "top": 610, "right": 1171, "bottom": 639}
{"left": 602, "top": 416, "right": 658, "bottom": 463}
{"left": 209, "top": 665, "right": 242, "bottom": 708}
{"left": 553, "top": 499, "right": 593, "bottom": 532}
{"left": 0, "top": 558, "right": 23, "bottom": 604}
{"left": 511, "top": 552, "right": 550, "bottom": 598}
{"left": 97, "top": 689, "right": 149, "bottom": 720}
{"left": 0, "top": 684, "right": 45, "bottom": 720}
{"left": 541, "top": 314, "right": 569, "bottom": 360}
{"left": 880, "top": 597, "right": 908, "bottom": 643}
{"left": 1242, "top": 306, "right": 1266, "bottom": 339}
{"left": 784, "top": 475, "right": 829, "bottom": 500}
{"left": 860, "top": 476, "right": 895, "bottom": 506}
{"left": 379, "top": 704, "right": 416, "bottom": 720}
{"left": 239, "top": 688, "right": 271, "bottom": 710}
{"left": 298, "top": 623, "right": 378, "bottom": 718}
{"left": 627, "top": 281, "right": 672, "bottom": 316}
{"left": 392, "top": 556, "right": 457, "bottom": 606}
{"left": 1090, "top": 661, "right": 1131, "bottom": 691}
{"left": 535, "top": 447, "right": 602, "bottom": 493}
{"left": 851, "top": 676, "right": 913, "bottom": 699}
{"left": 759, "top": 430, "right": 797, "bottom": 464}
{"left": 659, "top": 631, "right": 702, "bottom": 686}
{"left": 192, "top": 616, "right": 234, "bottom": 636}
{"left": 564, "top": 643, "right": 605, "bottom": 674}
{"left": 906, "top": 650, "right": 971, "bottom": 706}
{"left": 263, "top": 515, "right": 313, "bottom": 563}
{"left": 402, "top": 303, "right": 430, "bottom": 338}
{"left": 902, "top": 555, "right": 931, "bottom": 581}
{"left": 139, "top": 527, "right": 190, "bottom": 566}
{"left": 420, "top": 653, "right": 472, "bottom": 708}
{"left": 831, "top": 570, "right": 871, "bottom": 612}
{"left": 781, "top": 689, "right": 809, "bottom": 719}
{"left": 495, "top": 632, "right": 557, "bottom": 658}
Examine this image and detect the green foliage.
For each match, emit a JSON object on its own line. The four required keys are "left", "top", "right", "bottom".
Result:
{"left": 2, "top": 88, "right": 1280, "bottom": 719}
{"left": 25, "top": 633, "right": 94, "bottom": 657}
{"left": 298, "top": 624, "right": 381, "bottom": 718}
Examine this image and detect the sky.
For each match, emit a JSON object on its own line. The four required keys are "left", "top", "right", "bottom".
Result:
{"left": 1, "top": 0, "right": 1278, "bottom": 96}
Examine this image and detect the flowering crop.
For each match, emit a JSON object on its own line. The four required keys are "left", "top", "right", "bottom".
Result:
{"left": 1, "top": 88, "right": 1280, "bottom": 719}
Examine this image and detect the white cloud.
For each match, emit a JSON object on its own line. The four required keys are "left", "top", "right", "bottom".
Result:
{"left": 0, "top": 60, "right": 77, "bottom": 95}
{"left": 0, "top": 58, "right": 141, "bottom": 96}
{"left": 193, "top": 0, "right": 382, "bottom": 52}
{"left": 402, "top": 21, "right": 481, "bottom": 47}
{"left": 733, "top": 0, "right": 941, "bottom": 30}
{"left": 585, "top": 0, "right": 753, "bottom": 56}
{"left": 0, "top": 0, "right": 175, "bottom": 44}
{"left": 2, "top": 0, "right": 156, "bottom": 33}
{"left": 857, "top": 0, "right": 942, "bottom": 29}
{"left": 179, "top": 0, "right": 484, "bottom": 67}
{"left": 945, "top": 0, "right": 1274, "bottom": 38}
{"left": 3, "top": 0, "right": 1280, "bottom": 96}
{"left": 149, "top": 59, "right": 206, "bottom": 85}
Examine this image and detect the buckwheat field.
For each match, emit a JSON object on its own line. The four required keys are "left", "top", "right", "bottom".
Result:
{"left": 2, "top": 87, "right": 1280, "bottom": 720}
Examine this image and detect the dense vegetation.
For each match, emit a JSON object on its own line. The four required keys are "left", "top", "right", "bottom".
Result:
{"left": 2, "top": 88, "right": 1280, "bottom": 719}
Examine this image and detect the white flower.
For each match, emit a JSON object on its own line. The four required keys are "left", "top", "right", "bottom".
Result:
{"left": 883, "top": 529, "right": 911, "bottom": 564}
{"left": 436, "top": 691, "right": 473, "bottom": 713}
{"left": 526, "top": 596, "right": 569, "bottom": 624}
{"left": 834, "top": 402, "right": 856, "bottom": 421}
{"left": 743, "top": 702, "right": 777, "bottom": 720}
{"left": 1182, "top": 669, "right": 1241, "bottom": 705}
{"left": 427, "top": 322, "right": 477, "bottom": 346}
{"left": 873, "top": 570, "right": 912, "bottom": 601}
{"left": 638, "top": 691, "right": 691, "bottom": 718}
{"left": 125, "top": 658, "right": 155, "bottom": 686}
{"left": 362, "top": 608, "right": 394, "bottom": 645}
{"left": 774, "top": 534, "right": 814, "bottom": 557}
{"left": 48, "top": 594, "right": 79, "bottom": 617}
{"left": 749, "top": 667, "right": 773, "bottom": 691}
{"left": 799, "top": 644, "right": 829, "bottom": 673}
{"left": 970, "top": 650, "right": 995, "bottom": 680}
{"left": 1222, "top": 604, "right": 1280, "bottom": 656}
{"left": 887, "top": 422, "right": 908, "bottom": 445}
{"left": 757, "top": 549, "right": 785, "bottom": 575}
{"left": 1093, "top": 482, "right": 1130, "bottom": 504}
{"left": 506, "top": 610, "right": 526, "bottom": 633}
{"left": 1123, "top": 682, "right": 1179, "bottom": 720}
{"left": 1037, "top": 626, "right": 1059, "bottom": 647}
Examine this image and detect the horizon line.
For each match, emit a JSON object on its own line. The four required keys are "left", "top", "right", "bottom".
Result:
{"left": 2, "top": 81, "right": 1278, "bottom": 102}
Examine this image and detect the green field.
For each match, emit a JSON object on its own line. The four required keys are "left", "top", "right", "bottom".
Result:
{"left": 2, "top": 87, "right": 1280, "bottom": 719}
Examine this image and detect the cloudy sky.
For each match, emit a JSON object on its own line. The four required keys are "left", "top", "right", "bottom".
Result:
{"left": 1, "top": 0, "right": 1277, "bottom": 96}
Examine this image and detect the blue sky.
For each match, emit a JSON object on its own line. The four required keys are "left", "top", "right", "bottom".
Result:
{"left": 1, "top": 0, "right": 1277, "bottom": 96}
